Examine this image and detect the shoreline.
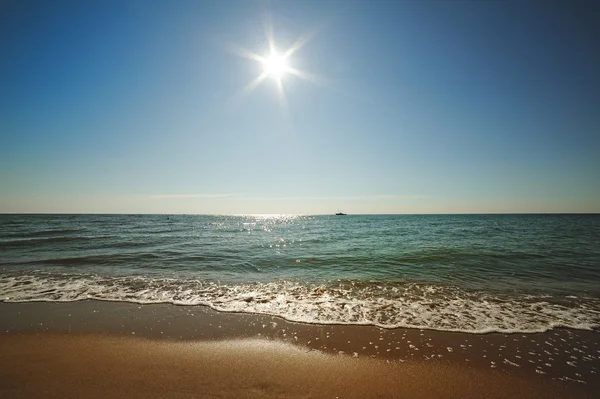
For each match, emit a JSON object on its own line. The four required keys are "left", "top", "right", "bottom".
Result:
{"left": 1, "top": 300, "right": 599, "bottom": 397}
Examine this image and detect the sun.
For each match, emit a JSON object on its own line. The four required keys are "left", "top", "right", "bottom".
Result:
{"left": 263, "top": 52, "right": 288, "bottom": 79}
{"left": 226, "top": 15, "right": 325, "bottom": 110}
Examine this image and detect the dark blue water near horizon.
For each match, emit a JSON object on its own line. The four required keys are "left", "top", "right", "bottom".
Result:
{"left": 1, "top": 214, "right": 599, "bottom": 333}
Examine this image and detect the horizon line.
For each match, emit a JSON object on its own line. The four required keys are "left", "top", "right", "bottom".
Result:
{"left": 1, "top": 212, "right": 598, "bottom": 216}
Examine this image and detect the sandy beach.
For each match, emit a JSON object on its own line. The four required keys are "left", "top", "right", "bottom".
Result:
{"left": 1, "top": 301, "right": 597, "bottom": 398}
{"left": 0, "top": 333, "right": 583, "bottom": 399}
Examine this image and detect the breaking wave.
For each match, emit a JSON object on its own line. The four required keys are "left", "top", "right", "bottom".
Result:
{"left": 1, "top": 272, "right": 599, "bottom": 334}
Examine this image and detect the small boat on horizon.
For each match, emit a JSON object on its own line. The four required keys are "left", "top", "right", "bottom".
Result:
{"left": 335, "top": 212, "right": 347, "bottom": 216}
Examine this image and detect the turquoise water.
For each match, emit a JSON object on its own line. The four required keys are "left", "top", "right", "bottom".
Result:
{"left": 1, "top": 214, "right": 599, "bottom": 333}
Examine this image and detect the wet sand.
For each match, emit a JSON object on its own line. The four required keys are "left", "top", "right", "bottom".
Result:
{"left": 1, "top": 301, "right": 598, "bottom": 398}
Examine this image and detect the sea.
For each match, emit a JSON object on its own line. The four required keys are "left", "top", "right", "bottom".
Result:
{"left": 1, "top": 214, "right": 599, "bottom": 334}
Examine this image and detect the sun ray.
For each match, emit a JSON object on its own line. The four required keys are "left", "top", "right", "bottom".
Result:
{"left": 262, "top": 9, "right": 277, "bottom": 55}
{"left": 275, "top": 77, "right": 285, "bottom": 103}
{"left": 225, "top": 71, "right": 270, "bottom": 110}
{"left": 282, "top": 24, "right": 322, "bottom": 59}
{"left": 225, "top": 43, "right": 266, "bottom": 64}
{"left": 287, "top": 66, "right": 367, "bottom": 103}
{"left": 286, "top": 67, "right": 329, "bottom": 87}
{"left": 241, "top": 71, "right": 270, "bottom": 96}
{"left": 275, "top": 76, "right": 290, "bottom": 117}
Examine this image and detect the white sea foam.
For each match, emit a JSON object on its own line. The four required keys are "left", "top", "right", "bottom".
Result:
{"left": 1, "top": 273, "right": 599, "bottom": 334}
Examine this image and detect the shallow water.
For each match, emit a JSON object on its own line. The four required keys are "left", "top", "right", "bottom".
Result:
{"left": 1, "top": 214, "right": 599, "bottom": 333}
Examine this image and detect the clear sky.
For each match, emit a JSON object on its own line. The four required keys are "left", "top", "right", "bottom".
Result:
{"left": 1, "top": 0, "right": 599, "bottom": 214}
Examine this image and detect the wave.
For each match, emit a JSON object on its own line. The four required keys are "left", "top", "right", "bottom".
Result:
{"left": 3, "top": 253, "right": 263, "bottom": 273}
{"left": 1, "top": 228, "right": 87, "bottom": 238}
{"left": 1, "top": 272, "right": 598, "bottom": 334}
{"left": 0, "top": 235, "right": 114, "bottom": 248}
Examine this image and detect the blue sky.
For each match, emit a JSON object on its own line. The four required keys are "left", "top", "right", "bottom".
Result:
{"left": 1, "top": 0, "right": 599, "bottom": 214}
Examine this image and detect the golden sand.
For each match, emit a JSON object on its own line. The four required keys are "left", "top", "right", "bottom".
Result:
{"left": 0, "top": 333, "right": 578, "bottom": 399}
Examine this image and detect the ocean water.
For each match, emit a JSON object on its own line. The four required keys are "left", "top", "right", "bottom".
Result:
{"left": 1, "top": 214, "right": 599, "bottom": 333}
